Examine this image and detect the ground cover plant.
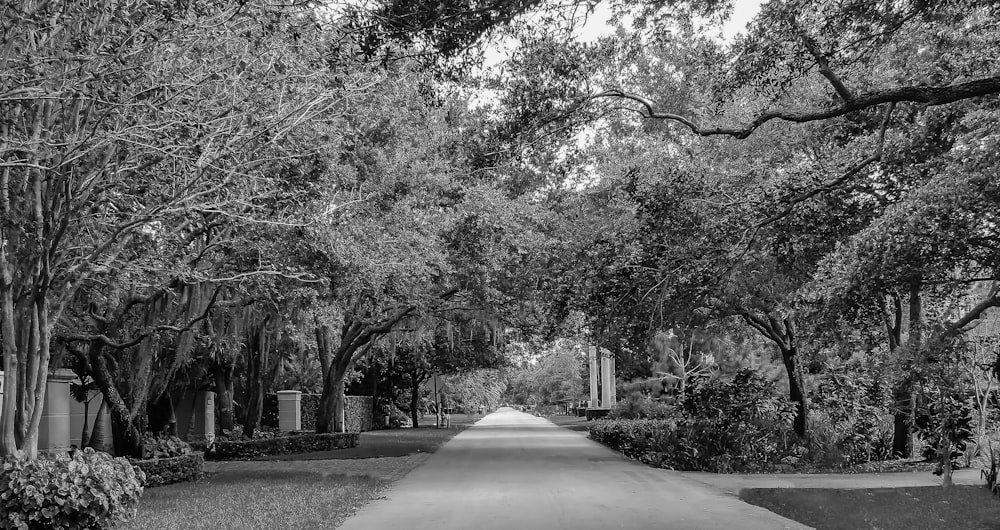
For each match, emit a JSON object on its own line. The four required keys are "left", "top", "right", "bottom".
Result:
{"left": 741, "top": 486, "right": 1000, "bottom": 530}
{"left": 121, "top": 469, "right": 385, "bottom": 530}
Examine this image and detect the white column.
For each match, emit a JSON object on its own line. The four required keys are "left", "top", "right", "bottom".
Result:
{"left": 609, "top": 356, "right": 617, "bottom": 407}
{"left": 191, "top": 391, "right": 215, "bottom": 443}
{"left": 277, "top": 390, "right": 302, "bottom": 432}
{"left": 39, "top": 369, "right": 75, "bottom": 452}
{"left": 600, "top": 354, "right": 612, "bottom": 409}
{"left": 588, "top": 346, "right": 599, "bottom": 408}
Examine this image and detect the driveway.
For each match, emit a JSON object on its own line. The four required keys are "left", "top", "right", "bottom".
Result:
{"left": 336, "top": 407, "right": 808, "bottom": 529}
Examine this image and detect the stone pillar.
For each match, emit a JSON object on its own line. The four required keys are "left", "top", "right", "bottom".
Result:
{"left": 39, "top": 369, "right": 75, "bottom": 452}
{"left": 600, "top": 354, "right": 612, "bottom": 409}
{"left": 277, "top": 390, "right": 302, "bottom": 432}
{"left": 609, "top": 356, "right": 617, "bottom": 407}
{"left": 588, "top": 346, "right": 599, "bottom": 408}
{"left": 190, "top": 391, "right": 215, "bottom": 443}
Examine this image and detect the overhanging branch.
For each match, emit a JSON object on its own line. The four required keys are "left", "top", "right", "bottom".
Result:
{"left": 589, "top": 75, "right": 1000, "bottom": 139}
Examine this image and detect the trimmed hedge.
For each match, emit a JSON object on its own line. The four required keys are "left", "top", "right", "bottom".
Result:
{"left": 206, "top": 432, "right": 359, "bottom": 460}
{"left": 132, "top": 452, "right": 204, "bottom": 487}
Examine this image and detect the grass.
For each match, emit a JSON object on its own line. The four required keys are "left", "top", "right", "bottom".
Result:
{"left": 257, "top": 413, "right": 476, "bottom": 460}
{"left": 546, "top": 414, "right": 590, "bottom": 432}
{"left": 123, "top": 469, "right": 386, "bottom": 530}
{"left": 125, "top": 415, "right": 476, "bottom": 528}
{"left": 741, "top": 486, "right": 1000, "bottom": 530}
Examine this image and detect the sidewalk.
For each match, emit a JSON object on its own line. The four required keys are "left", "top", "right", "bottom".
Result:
{"left": 679, "top": 468, "right": 984, "bottom": 495}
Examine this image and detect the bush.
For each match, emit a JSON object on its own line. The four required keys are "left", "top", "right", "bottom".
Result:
{"left": 590, "top": 370, "right": 798, "bottom": 472}
{"left": 206, "top": 432, "right": 359, "bottom": 460}
{"left": 808, "top": 360, "right": 894, "bottom": 467}
{"left": 131, "top": 452, "right": 204, "bottom": 488}
{"left": 608, "top": 393, "right": 678, "bottom": 420}
{"left": 0, "top": 448, "right": 144, "bottom": 530}
{"left": 141, "top": 433, "right": 192, "bottom": 459}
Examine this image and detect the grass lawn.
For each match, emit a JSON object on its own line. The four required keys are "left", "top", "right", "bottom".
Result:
{"left": 258, "top": 413, "right": 476, "bottom": 460}
{"left": 123, "top": 469, "right": 386, "bottom": 530}
{"left": 741, "top": 486, "right": 1000, "bottom": 530}
{"left": 126, "top": 416, "right": 476, "bottom": 528}
{"left": 546, "top": 414, "right": 590, "bottom": 432}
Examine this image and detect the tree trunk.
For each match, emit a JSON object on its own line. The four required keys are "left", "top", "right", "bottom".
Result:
{"left": 213, "top": 362, "right": 235, "bottom": 432}
{"left": 779, "top": 345, "right": 808, "bottom": 438}
{"left": 241, "top": 323, "right": 268, "bottom": 438}
{"left": 317, "top": 364, "right": 348, "bottom": 434}
{"left": 410, "top": 370, "right": 421, "bottom": 429}
{"left": 893, "top": 280, "right": 924, "bottom": 458}
{"left": 87, "top": 399, "right": 111, "bottom": 452}
{"left": 334, "top": 377, "right": 347, "bottom": 433}
{"left": 90, "top": 348, "right": 142, "bottom": 458}
{"left": 79, "top": 396, "right": 92, "bottom": 449}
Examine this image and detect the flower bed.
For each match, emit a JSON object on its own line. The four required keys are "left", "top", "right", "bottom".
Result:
{"left": 132, "top": 452, "right": 204, "bottom": 487}
{"left": 206, "top": 432, "right": 359, "bottom": 460}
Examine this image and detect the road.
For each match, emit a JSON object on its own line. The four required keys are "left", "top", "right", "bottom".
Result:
{"left": 336, "top": 407, "right": 808, "bottom": 530}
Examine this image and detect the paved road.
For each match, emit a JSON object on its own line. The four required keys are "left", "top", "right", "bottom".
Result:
{"left": 337, "top": 407, "right": 808, "bottom": 530}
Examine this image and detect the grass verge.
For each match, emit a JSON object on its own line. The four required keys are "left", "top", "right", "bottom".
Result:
{"left": 741, "top": 486, "right": 1000, "bottom": 530}
{"left": 258, "top": 414, "right": 475, "bottom": 460}
{"left": 123, "top": 469, "right": 386, "bottom": 530}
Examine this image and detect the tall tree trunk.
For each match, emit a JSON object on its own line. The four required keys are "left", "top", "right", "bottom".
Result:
{"left": 334, "top": 376, "right": 347, "bottom": 433}
{"left": 87, "top": 399, "right": 110, "bottom": 452}
{"left": 893, "top": 280, "right": 923, "bottom": 458}
{"left": 79, "top": 396, "right": 92, "bottom": 449}
{"left": 213, "top": 362, "right": 235, "bottom": 432}
{"left": 317, "top": 364, "right": 349, "bottom": 434}
{"left": 90, "top": 347, "right": 142, "bottom": 458}
{"left": 779, "top": 344, "right": 809, "bottom": 438}
{"left": 241, "top": 321, "right": 269, "bottom": 438}
{"left": 410, "top": 370, "right": 421, "bottom": 429}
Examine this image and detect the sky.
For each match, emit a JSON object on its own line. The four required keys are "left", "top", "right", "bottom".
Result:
{"left": 484, "top": 0, "right": 764, "bottom": 67}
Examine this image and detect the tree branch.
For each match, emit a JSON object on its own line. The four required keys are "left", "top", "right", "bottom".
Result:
{"left": 589, "top": 75, "right": 998, "bottom": 139}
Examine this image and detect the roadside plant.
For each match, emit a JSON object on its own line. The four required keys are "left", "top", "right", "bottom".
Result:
{"left": 0, "top": 448, "right": 144, "bottom": 529}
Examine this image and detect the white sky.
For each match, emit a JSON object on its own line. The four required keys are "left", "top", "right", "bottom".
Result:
{"left": 484, "top": 0, "right": 764, "bottom": 67}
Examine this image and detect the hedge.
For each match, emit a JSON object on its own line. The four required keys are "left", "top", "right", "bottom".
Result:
{"left": 132, "top": 452, "right": 204, "bottom": 487}
{"left": 206, "top": 432, "right": 359, "bottom": 460}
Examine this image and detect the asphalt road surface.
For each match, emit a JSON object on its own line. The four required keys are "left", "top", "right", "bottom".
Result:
{"left": 336, "top": 407, "right": 808, "bottom": 530}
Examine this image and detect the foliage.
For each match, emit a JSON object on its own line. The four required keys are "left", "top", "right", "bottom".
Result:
{"left": 206, "top": 433, "right": 359, "bottom": 461}
{"left": 131, "top": 453, "right": 204, "bottom": 488}
{"left": 916, "top": 394, "right": 976, "bottom": 470}
{"left": 591, "top": 370, "right": 798, "bottom": 472}
{"left": 0, "top": 448, "right": 144, "bottom": 530}
{"left": 607, "top": 393, "right": 677, "bottom": 420}
{"left": 807, "top": 359, "right": 895, "bottom": 467}
{"left": 139, "top": 434, "right": 192, "bottom": 460}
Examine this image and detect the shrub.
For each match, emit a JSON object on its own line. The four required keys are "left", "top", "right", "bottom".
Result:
{"left": 590, "top": 370, "right": 798, "bottom": 472}
{"left": 808, "top": 360, "right": 894, "bottom": 467}
{"left": 608, "top": 393, "right": 678, "bottom": 420}
{"left": 206, "top": 432, "right": 359, "bottom": 460}
{"left": 131, "top": 452, "right": 204, "bottom": 488}
{"left": 0, "top": 448, "right": 144, "bottom": 530}
{"left": 141, "top": 433, "right": 192, "bottom": 459}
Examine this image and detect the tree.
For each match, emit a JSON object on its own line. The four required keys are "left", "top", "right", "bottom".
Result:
{"left": 0, "top": 1, "right": 340, "bottom": 458}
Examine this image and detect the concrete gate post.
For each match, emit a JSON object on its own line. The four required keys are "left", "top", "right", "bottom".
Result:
{"left": 277, "top": 390, "right": 302, "bottom": 432}
{"left": 588, "top": 346, "right": 599, "bottom": 408}
{"left": 40, "top": 369, "right": 75, "bottom": 452}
